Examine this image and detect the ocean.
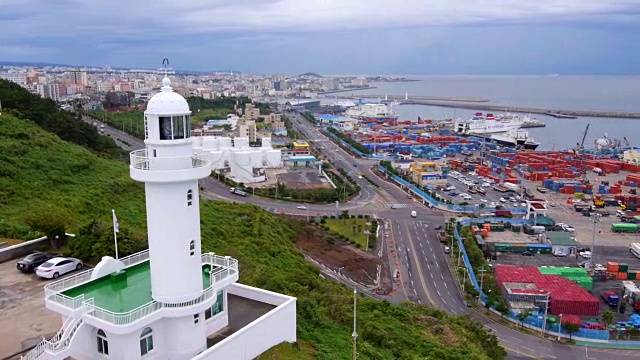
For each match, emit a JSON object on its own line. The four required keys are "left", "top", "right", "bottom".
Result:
{"left": 346, "top": 75, "right": 640, "bottom": 150}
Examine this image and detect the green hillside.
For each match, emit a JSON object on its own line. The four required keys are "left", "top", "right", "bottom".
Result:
{"left": 0, "top": 103, "right": 505, "bottom": 359}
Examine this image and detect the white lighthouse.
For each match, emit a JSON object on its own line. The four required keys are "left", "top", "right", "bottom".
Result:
{"left": 23, "top": 71, "right": 297, "bottom": 360}
{"left": 129, "top": 75, "right": 212, "bottom": 357}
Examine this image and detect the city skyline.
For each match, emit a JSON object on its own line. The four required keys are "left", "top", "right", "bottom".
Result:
{"left": 2, "top": 1, "right": 640, "bottom": 75}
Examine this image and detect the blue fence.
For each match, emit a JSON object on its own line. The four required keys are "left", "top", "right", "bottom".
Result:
{"left": 453, "top": 217, "right": 613, "bottom": 341}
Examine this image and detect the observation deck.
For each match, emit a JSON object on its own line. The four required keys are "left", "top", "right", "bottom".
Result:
{"left": 129, "top": 149, "right": 211, "bottom": 183}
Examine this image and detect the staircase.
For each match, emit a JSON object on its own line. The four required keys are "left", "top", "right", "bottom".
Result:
{"left": 21, "top": 314, "right": 84, "bottom": 360}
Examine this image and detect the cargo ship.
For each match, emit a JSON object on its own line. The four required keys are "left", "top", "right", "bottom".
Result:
{"left": 453, "top": 112, "right": 533, "bottom": 135}
{"left": 344, "top": 103, "right": 399, "bottom": 123}
{"left": 472, "top": 129, "right": 540, "bottom": 150}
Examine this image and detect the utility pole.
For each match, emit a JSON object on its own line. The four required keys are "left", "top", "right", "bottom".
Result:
{"left": 588, "top": 214, "right": 601, "bottom": 270}
{"left": 352, "top": 288, "right": 358, "bottom": 360}
{"left": 557, "top": 313, "right": 563, "bottom": 341}
{"left": 478, "top": 266, "right": 487, "bottom": 304}
{"left": 541, "top": 292, "right": 550, "bottom": 336}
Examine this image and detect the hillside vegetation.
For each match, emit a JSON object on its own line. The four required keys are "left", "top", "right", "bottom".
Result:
{"left": 0, "top": 79, "right": 122, "bottom": 157}
{"left": 0, "top": 94, "right": 505, "bottom": 359}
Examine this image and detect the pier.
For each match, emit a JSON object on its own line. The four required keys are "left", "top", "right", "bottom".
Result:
{"left": 342, "top": 94, "right": 490, "bottom": 103}
{"left": 402, "top": 100, "right": 640, "bottom": 120}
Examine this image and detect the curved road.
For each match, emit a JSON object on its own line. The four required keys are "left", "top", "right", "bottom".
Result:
{"left": 96, "top": 110, "right": 640, "bottom": 360}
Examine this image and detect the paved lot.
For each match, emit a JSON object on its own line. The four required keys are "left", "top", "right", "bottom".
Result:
{"left": 0, "top": 260, "right": 64, "bottom": 358}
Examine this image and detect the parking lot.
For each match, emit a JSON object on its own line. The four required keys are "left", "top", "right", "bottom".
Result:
{"left": 0, "top": 259, "right": 64, "bottom": 358}
{"left": 437, "top": 170, "right": 529, "bottom": 208}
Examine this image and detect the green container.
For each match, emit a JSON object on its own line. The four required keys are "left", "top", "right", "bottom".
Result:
{"left": 504, "top": 222, "right": 512, "bottom": 229}
{"left": 619, "top": 263, "right": 629, "bottom": 272}
{"left": 628, "top": 271, "right": 637, "bottom": 280}
{"left": 511, "top": 226, "right": 521, "bottom": 233}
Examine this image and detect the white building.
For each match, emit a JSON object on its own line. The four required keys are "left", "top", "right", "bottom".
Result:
{"left": 22, "top": 76, "right": 296, "bottom": 360}
{"left": 194, "top": 136, "right": 282, "bottom": 184}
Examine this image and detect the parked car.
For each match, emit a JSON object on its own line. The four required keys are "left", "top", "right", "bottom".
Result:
{"left": 522, "top": 251, "right": 534, "bottom": 256}
{"left": 16, "top": 252, "right": 55, "bottom": 272}
{"left": 580, "top": 251, "right": 592, "bottom": 259}
{"left": 35, "top": 257, "right": 84, "bottom": 279}
{"left": 296, "top": 205, "right": 307, "bottom": 210}
{"left": 434, "top": 225, "right": 443, "bottom": 230}
{"left": 554, "top": 250, "right": 567, "bottom": 257}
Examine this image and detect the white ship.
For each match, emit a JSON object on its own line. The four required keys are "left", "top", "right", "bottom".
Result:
{"left": 344, "top": 103, "right": 399, "bottom": 123}
{"left": 454, "top": 112, "right": 535, "bottom": 135}
{"left": 472, "top": 129, "right": 540, "bottom": 150}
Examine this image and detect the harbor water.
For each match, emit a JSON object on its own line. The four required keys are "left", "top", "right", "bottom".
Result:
{"left": 349, "top": 75, "right": 640, "bottom": 150}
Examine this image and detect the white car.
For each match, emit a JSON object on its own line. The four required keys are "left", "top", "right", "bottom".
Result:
{"left": 554, "top": 250, "right": 567, "bottom": 257}
{"left": 296, "top": 205, "right": 307, "bottom": 210}
{"left": 580, "top": 251, "right": 592, "bottom": 259}
{"left": 36, "top": 257, "right": 83, "bottom": 279}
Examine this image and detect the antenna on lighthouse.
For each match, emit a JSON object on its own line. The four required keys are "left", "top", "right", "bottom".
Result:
{"left": 158, "top": 58, "right": 175, "bottom": 77}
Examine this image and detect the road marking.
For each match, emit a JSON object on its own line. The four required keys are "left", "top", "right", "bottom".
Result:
{"left": 522, "top": 346, "right": 536, "bottom": 353}
{"left": 508, "top": 335, "right": 525, "bottom": 343}
{"left": 411, "top": 280, "right": 415, "bottom": 287}
{"left": 426, "top": 264, "right": 430, "bottom": 270}
{"left": 444, "top": 282, "right": 448, "bottom": 288}
{"left": 437, "top": 290, "right": 441, "bottom": 297}
{"left": 440, "top": 273, "right": 444, "bottom": 279}
{"left": 408, "top": 271, "right": 412, "bottom": 277}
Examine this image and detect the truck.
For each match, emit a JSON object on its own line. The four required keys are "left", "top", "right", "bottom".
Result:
{"left": 495, "top": 209, "right": 513, "bottom": 218}
{"left": 410, "top": 211, "right": 417, "bottom": 218}
{"left": 493, "top": 184, "right": 509, "bottom": 193}
{"left": 611, "top": 223, "right": 639, "bottom": 233}
{"left": 574, "top": 203, "right": 594, "bottom": 213}
{"left": 230, "top": 187, "right": 248, "bottom": 197}
{"left": 621, "top": 215, "right": 640, "bottom": 223}
{"left": 503, "top": 182, "right": 520, "bottom": 192}
{"left": 600, "top": 291, "right": 620, "bottom": 307}
{"left": 630, "top": 243, "right": 640, "bottom": 259}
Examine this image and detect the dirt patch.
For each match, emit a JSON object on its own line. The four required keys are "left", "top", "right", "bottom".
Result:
{"left": 294, "top": 222, "right": 383, "bottom": 287}
{"left": 276, "top": 170, "right": 332, "bottom": 190}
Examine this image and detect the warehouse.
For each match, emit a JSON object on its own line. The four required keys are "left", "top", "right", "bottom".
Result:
{"left": 545, "top": 232, "right": 577, "bottom": 255}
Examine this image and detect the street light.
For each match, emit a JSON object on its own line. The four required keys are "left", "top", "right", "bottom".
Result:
{"left": 365, "top": 221, "right": 372, "bottom": 251}
{"left": 478, "top": 266, "right": 487, "bottom": 304}
{"left": 458, "top": 266, "right": 468, "bottom": 292}
{"left": 557, "top": 313, "right": 563, "bottom": 341}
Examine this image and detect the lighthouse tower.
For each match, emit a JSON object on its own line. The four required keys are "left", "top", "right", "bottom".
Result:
{"left": 130, "top": 75, "right": 211, "bottom": 357}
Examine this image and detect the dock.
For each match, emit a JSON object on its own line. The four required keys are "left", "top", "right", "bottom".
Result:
{"left": 401, "top": 100, "right": 640, "bottom": 120}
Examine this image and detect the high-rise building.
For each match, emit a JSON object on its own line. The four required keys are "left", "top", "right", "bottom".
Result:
{"left": 72, "top": 70, "right": 88, "bottom": 86}
{"left": 21, "top": 75, "right": 296, "bottom": 360}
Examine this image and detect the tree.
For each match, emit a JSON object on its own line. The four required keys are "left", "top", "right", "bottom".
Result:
{"left": 602, "top": 310, "right": 614, "bottom": 327}
{"left": 341, "top": 210, "right": 349, "bottom": 224}
{"left": 495, "top": 302, "right": 509, "bottom": 319}
{"left": 23, "top": 205, "right": 75, "bottom": 249}
{"left": 563, "top": 322, "right": 580, "bottom": 341}
{"left": 517, "top": 311, "right": 531, "bottom": 328}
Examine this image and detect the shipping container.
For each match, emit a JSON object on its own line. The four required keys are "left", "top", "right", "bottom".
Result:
{"left": 619, "top": 263, "right": 629, "bottom": 273}
{"left": 607, "top": 262, "right": 620, "bottom": 272}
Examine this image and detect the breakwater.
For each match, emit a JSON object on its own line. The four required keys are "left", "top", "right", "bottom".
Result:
{"left": 344, "top": 95, "right": 490, "bottom": 102}
{"left": 402, "top": 100, "right": 640, "bottom": 119}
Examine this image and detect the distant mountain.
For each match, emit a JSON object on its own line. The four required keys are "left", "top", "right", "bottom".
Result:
{"left": 299, "top": 72, "right": 323, "bottom": 77}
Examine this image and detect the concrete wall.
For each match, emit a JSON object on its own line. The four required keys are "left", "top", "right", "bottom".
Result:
{"left": 0, "top": 236, "right": 48, "bottom": 263}
{"left": 193, "top": 283, "right": 297, "bottom": 360}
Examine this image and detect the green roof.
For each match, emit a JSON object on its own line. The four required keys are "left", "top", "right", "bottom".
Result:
{"left": 63, "top": 261, "right": 214, "bottom": 313}
{"left": 532, "top": 216, "right": 555, "bottom": 226}
{"left": 545, "top": 231, "right": 577, "bottom": 246}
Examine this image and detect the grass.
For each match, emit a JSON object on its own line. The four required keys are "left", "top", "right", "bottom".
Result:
{"left": 325, "top": 218, "right": 373, "bottom": 249}
{"left": 0, "top": 238, "right": 23, "bottom": 246}
{"left": 0, "top": 99, "right": 507, "bottom": 360}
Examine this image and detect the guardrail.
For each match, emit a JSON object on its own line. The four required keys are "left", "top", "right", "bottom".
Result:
{"left": 130, "top": 149, "right": 209, "bottom": 171}
{"left": 44, "top": 251, "right": 238, "bottom": 326}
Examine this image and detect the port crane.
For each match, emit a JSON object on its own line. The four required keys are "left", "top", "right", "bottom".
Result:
{"left": 573, "top": 123, "right": 590, "bottom": 156}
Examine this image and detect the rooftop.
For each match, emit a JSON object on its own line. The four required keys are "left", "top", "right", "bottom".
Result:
{"left": 545, "top": 232, "right": 577, "bottom": 247}
{"left": 62, "top": 261, "right": 215, "bottom": 313}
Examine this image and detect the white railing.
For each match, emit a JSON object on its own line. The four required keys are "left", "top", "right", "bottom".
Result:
{"left": 44, "top": 253, "right": 238, "bottom": 326}
{"left": 21, "top": 312, "right": 85, "bottom": 360}
{"left": 44, "top": 250, "right": 152, "bottom": 310}
{"left": 119, "top": 249, "right": 150, "bottom": 267}
{"left": 130, "top": 149, "right": 209, "bottom": 171}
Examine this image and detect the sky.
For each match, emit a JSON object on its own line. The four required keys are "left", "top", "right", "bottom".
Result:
{"left": 1, "top": 0, "right": 640, "bottom": 75}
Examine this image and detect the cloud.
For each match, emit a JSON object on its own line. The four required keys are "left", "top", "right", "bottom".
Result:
{"left": 0, "top": 1, "right": 638, "bottom": 73}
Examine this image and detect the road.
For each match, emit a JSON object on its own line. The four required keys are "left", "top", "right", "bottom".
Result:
{"left": 96, "top": 110, "right": 640, "bottom": 360}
